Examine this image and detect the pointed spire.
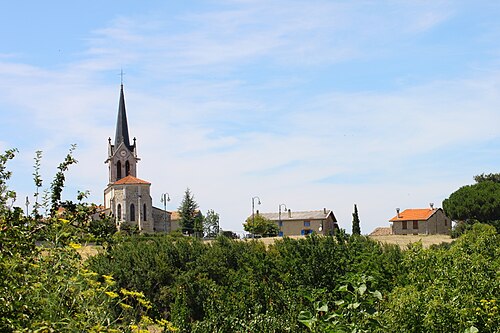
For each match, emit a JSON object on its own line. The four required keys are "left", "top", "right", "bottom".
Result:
{"left": 115, "top": 84, "right": 131, "bottom": 149}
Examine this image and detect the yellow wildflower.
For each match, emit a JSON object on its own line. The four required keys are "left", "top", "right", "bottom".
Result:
{"left": 120, "top": 303, "right": 133, "bottom": 310}
{"left": 69, "top": 242, "right": 82, "bottom": 250}
{"left": 105, "top": 291, "right": 119, "bottom": 299}
{"left": 140, "top": 315, "right": 153, "bottom": 325}
{"left": 103, "top": 274, "right": 116, "bottom": 286}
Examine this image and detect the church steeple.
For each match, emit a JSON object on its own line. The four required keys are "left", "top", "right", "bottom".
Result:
{"left": 106, "top": 84, "right": 139, "bottom": 184}
{"left": 115, "top": 84, "right": 131, "bottom": 149}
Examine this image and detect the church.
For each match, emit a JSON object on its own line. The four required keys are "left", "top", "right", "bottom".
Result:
{"left": 101, "top": 84, "right": 172, "bottom": 233}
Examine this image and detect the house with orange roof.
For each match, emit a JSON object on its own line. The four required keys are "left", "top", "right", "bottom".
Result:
{"left": 389, "top": 204, "right": 451, "bottom": 235}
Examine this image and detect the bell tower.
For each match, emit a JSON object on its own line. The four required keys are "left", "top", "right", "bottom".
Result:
{"left": 105, "top": 84, "right": 140, "bottom": 183}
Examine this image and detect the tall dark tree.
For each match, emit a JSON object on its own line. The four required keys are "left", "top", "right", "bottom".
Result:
{"left": 352, "top": 204, "right": 361, "bottom": 235}
{"left": 178, "top": 188, "right": 199, "bottom": 235}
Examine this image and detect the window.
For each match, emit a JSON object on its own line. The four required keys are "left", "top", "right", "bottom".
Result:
{"left": 304, "top": 221, "right": 311, "bottom": 227}
{"left": 117, "top": 204, "right": 122, "bottom": 220}
{"left": 117, "top": 161, "right": 122, "bottom": 179}
{"left": 278, "top": 221, "right": 283, "bottom": 227}
{"left": 413, "top": 220, "right": 418, "bottom": 229}
{"left": 278, "top": 231, "right": 284, "bottom": 237}
{"left": 143, "top": 203, "right": 147, "bottom": 221}
{"left": 130, "top": 204, "right": 135, "bottom": 221}
{"left": 125, "top": 161, "right": 130, "bottom": 176}
{"left": 402, "top": 221, "right": 407, "bottom": 229}
{"left": 301, "top": 229, "right": 312, "bottom": 235}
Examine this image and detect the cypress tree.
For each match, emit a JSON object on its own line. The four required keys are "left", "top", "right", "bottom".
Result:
{"left": 352, "top": 204, "right": 361, "bottom": 235}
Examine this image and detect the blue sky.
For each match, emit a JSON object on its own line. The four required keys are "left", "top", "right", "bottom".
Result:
{"left": 1, "top": 1, "right": 500, "bottom": 234}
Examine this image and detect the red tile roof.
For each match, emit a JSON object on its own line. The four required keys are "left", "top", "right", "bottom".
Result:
{"left": 389, "top": 208, "right": 438, "bottom": 222}
{"left": 114, "top": 175, "right": 151, "bottom": 185}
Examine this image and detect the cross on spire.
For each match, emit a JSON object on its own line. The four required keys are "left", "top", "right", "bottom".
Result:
{"left": 119, "top": 69, "right": 125, "bottom": 85}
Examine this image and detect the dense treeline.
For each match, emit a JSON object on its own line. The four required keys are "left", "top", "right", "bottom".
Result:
{"left": 89, "top": 225, "right": 499, "bottom": 332}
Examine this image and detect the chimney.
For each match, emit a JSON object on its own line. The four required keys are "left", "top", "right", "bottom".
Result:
{"left": 430, "top": 203, "right": 434, "bottom": 210}
{"left": 288, "top": 209, "right": 291, "bottom": 218}
{"left": 323, "top": 208, "right": 327, "bottom": 214}
{"left": 396, "top": 208, "right": 400, "bottom": 218}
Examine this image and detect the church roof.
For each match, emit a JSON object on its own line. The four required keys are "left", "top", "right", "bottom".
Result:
{"left": 114, "top": 175, "right": 151, "bottom": 185}
{"left": 114, "top": 84, "right": 132, "bottom": 150}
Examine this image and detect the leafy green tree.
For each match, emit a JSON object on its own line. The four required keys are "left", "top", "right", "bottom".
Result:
{"left": 178, "top": 188, "right": 199, "bottom": 236}
{"left": 49, "top": 144, "right": 77, "bottom": 217}
{"left": 193, "top": 211, "right": 204, "bottom": 238}
{"left": 443, "top": 178, "right": 500, "bottom": 233}
{"left": 203, "top": 209, "right": 219, "bottom": 238}
{"left": 474, "top": 172, "right": 500, "bottom": 183}
{"left": 243, "top": 214, "right": 279, "bottom": 237}
{"left": 352, "top": 204, "right": 361, "bottom": 235}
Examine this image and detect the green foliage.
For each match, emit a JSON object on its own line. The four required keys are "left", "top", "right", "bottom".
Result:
{"left": 0, "top": 148, "right": 170, "bottom": 332}
{"left": 0, "top": 148, "right": 17, "bottom": 208}
{"left": 298, "top": 275, "right": 384, "bottom": 332}
{"left": 32, "top": 150, "right": 43, "bottom": 218}
{"left": 443, "top": 175, "right": 500, "bottom": 235}
{"left": 50, "top": 144, "right": 77, "bottom": 216}
{"left": 203, "top": 209, "right": 220, "bottom": 238}
{"left": 243, "top": 213, "right": 279, "bottom": 237}
{"left": 382, "top": 224, "right": 500, "bottom": 332}
{"left": 220, "top": 230, "right": 238, "bottom": 239}
{"left": 178, "top": 188, "right": 199, "bottom": 236}
{"left": 89, "top": 232, "right": 405, "bottom": 331}
{"left": 474, "top": 172, "right": 500, "bottom": 183}
{"left": 352, "top": 204, "right": 361, "bottom": 235}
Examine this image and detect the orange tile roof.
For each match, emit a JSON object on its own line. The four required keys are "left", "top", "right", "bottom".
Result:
{"left": 114, "top": 175, "right": 151, "bottom": 185}
{"left": 389, "top": 208, "right": 438, "bottom": 222}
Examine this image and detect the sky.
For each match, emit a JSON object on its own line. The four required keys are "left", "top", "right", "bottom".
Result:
{"left": 1, "top": 1, "right": 500, "bottom": 235}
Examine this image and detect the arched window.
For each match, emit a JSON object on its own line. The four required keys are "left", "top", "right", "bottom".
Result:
{"left": 117, "top": 204, "right": 122, "bottom": 220}
{"left": 130, "top": 204, "right": 135, "bottom": 221}
{"left": 125, "top": 160, "right": 130, "bottom": 176}
{"left": 143, "top": 203, "right": 147, "bottom": 221}
{"left": 117, "top": 161, "right": 122, "bottom": 180}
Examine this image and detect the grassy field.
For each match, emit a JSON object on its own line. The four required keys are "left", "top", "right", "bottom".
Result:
{"left": 368, "top": 234, "right": 453, "bottom": 248}
{"left": 76, "top": 245, "right": 102, "bottom": 260}
{"left": 249, "top": 234, "right": 454, "bottom": 249}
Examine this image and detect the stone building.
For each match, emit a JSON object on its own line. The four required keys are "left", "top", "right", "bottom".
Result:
{"left": 389, "top": 205, "right": 451, "bottom": 235}
{"left": 101, "top": 84, "right": 171, "bottom": 233}
{"left": 254, "top": 208, "right": 338, "bottom": 236}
